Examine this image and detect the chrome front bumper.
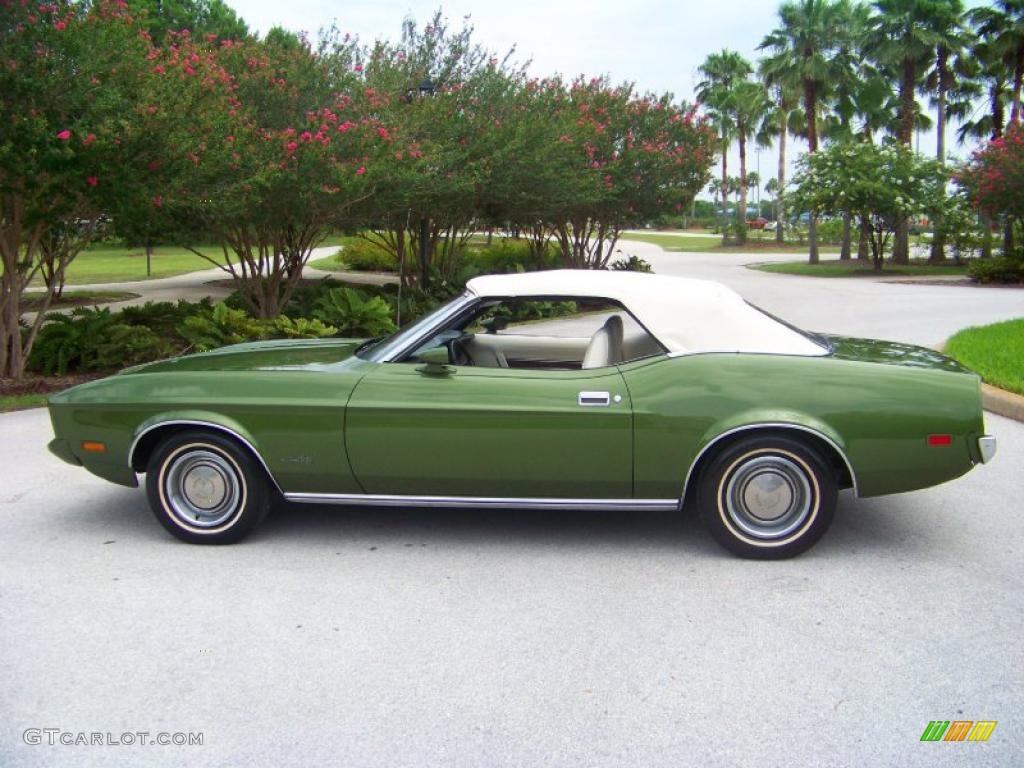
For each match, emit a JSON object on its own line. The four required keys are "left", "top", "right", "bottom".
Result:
{"left": 978, "top": 435, "right": 997, "bottom": 464}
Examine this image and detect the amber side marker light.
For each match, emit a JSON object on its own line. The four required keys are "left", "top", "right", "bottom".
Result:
{"left": 927, "top": 434, "right": 952, "bottom": 446}
{"left": 81, "top": 441, "right": 107, "bottom": 453}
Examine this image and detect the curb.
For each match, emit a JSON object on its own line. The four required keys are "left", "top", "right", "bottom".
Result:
{"left": 936, "top": 342, "right": 1024, "bottom": 423}
{"left": 980, "top": 383, "right": 1024, "bottom": 422}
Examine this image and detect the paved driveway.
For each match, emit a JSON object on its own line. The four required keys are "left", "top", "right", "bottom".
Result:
{"left": 2, "top": 246, "right": 1022, "bottom": 767}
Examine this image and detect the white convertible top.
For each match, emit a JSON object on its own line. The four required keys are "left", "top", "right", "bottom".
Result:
{"left": 465, "top": 270, "right": 827, "bottom": 356}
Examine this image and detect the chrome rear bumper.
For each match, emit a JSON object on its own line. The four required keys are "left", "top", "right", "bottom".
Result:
{"left": 978, "top": 435, "right": 997, "bottom": 464}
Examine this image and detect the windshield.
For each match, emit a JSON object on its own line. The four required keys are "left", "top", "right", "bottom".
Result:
{"left": 356, "top": 293, "right": 475, "bottom": 362}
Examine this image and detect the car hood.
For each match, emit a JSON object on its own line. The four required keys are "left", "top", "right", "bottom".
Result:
{"left": 823, "top": 334, "right": 973, "bottom": 375}
{"left": 119, "top": 338, "right": 367, "bottom": 374}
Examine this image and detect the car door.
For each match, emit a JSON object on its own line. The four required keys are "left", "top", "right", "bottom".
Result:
{"left": 344, "top": 363, "right": 633, "bottom": 499}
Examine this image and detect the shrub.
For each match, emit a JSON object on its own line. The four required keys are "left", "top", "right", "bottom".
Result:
{"left": 467, "top": 240, "right": 562, "bottom": 274}
{"left": 271, "top": 316, "right": 338, "bottom": 339}
{"left": 967, "top": 256, "right": 1024, "bottom": 284}
{"left": 27, "top": 308, "right": 170, "bottom": 375}
{"left": 336, "top": 240, "right": 397, "bottom": 272}
{"left": 118, "top": 300, "right": 207, "bottom": 339}
{"left": 312, "top": 287, "right": 397, "bottom": 337}
{"left": 609, "top": 255, "right": 653, "bottom": 272}
{"left": 178, "top": 302, "right": 270, "bottom": 352}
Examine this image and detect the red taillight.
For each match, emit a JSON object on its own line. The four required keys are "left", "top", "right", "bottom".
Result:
{"left": 927, "top": 434, "right": 952, "bottom": 446}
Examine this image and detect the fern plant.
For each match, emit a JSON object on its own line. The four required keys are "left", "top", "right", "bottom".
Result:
{"left": 312, "top": 287, "right": 396, "bottom": 337}
{"left": 178, "top": 302, "right": 270, "bottom": 352}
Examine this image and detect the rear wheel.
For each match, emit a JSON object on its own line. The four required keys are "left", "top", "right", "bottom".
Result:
{"left": 697, "top": 435, "right": 837, "bottom": 559}
{"left": 145, "top": 431, "right": 270, "bottom": 544}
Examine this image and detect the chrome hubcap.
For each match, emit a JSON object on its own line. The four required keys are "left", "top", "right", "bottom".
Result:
{"left": 724, "top": 455, "right": 813, "bottom": 540}
{"left": 164, "top": 449, "right": 241, "bottom": 528}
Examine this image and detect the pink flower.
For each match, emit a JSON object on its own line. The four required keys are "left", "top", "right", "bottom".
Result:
{"left": 286, "top": 141, "right": 298, "bottom": 153}
{"left": 337, "top": 121, "right": 354, "bottom": 133}
{"left": 355, "top": 166, "right": 366, "bottom": 176}
{"left": 86, "top": 176, "right": 98, "bottom": 187}
{"left": 83, "top": 133, "right": 96, "bottom": 147}
{"left": 54, "top": 20, "right": 66, "bottom": 31}
{"left": 300, "top": 131, "right": 313, "bottom": 142}
{"left": 376, "top": 126, "right": 390, "bottom": 139}
{"left": 152, "top": 195, "right": 164, "bottom": 208}
{"left": 226, "top": 135, "right": 234, "bottom": 143}
{"left": 56, "top": 129, "right": 71, "bottom": 141}
{"left": 354, "top": 64, "right": 363, "bottom": 73}
{"left": 153, "top": 64, "right": 165, "bottom": 75}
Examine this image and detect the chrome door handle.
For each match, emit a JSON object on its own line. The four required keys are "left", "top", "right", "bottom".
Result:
{"left": 578, "top": 391, "right": 611, "bottom": 407}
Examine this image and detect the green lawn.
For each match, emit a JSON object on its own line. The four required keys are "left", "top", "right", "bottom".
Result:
{"left": 751, "top": 259, "right": 969, "bottom": 278}
{"left": 946, "top": 318, "right": 1024, "bottom": 395}
{"left": 28, "top": 245, "right": 230, "bottom": 286}
{"left": 620, "top": 232, "right": 840, "bottom": 254}
{"left": 0, "top": 394, "right": 48, "bottom": 412}
{"left": 309, "top": 250, "right": 352, "bottom": 272}
{"left": 22, "top": 234, "right": 350, "bottom": 286}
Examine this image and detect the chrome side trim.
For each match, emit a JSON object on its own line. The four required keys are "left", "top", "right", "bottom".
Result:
{"left": 680, "top": 422, "right": 859, "bottom": 502}
{"left": 978, "top": 435, "right": 997, "bottom": 464}
{"left": 127, "top": 419, "right": 284, "bottom": 494}
{"left": 284, "top": 493, "right": 680, "bottom": 511}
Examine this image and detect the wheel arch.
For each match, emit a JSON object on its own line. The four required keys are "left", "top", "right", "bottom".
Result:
{"left": 681, "top": 422, "right": 857, "bottom": 506}
{"left": 128, "top": 415, "right": 283, "bottom": 494}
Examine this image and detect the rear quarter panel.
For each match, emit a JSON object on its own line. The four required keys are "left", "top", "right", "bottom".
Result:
{"left": 620, "top": 353, "right": 985, "bottom": 499}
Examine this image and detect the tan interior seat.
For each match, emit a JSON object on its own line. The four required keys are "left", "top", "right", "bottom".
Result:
{"left": 582, "top": 315, "right": 624, "bottom": 369}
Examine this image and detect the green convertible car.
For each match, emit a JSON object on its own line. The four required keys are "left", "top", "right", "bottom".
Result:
{"left": 47, "top": 270, "right": 996, "bottom": 558}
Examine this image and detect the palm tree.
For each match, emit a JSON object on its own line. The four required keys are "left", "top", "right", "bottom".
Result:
{"left": 758, "top": 54, "right": 804, "bottom": 245}
{"left": 821, "top": 1, "right": 872, "bottom": 259}
{"left": 759, "top": 0, "right": 849, "bottom": 264}
{"left": 697, "top": 50, "right": 752, "bottom": 243}
{"left": 731, "top": 79, "right": 773, "bottom": 244}
{"left": 916, "top": 1, "right": 973, "bottom": 262}
{"left": 969, "top": 1, "right": 1024, "bottom": 125}
{"left": 867, "top": 0, "right": 957, "bottom": 264}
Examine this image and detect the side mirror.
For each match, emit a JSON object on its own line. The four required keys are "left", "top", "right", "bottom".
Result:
{"left": 416, "top": 346, "right": 454, "bottom": 376}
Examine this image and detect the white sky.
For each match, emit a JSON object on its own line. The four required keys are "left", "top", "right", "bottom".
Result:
{"left": 227, "top": 0, "right": 992, "bottom": 200}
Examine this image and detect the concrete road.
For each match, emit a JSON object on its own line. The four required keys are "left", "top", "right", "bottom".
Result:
{"left": 2, "top": 248, "right": 1023, "bottom": 767}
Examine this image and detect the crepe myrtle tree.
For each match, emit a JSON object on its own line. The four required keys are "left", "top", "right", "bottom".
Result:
{"left": 0, "top": 0, "right": 164, "bottom": 379}
{"left": 356, "top": 12, "right": 527, "bottom": 286}
{"left": 552, "top": 77, "right": 716, "bottom": 268}
{"left": 957, "top": 125, "right": 1024, "bottom": 255}
{"left": 157, "top": 29, "right": 385, "bottom": 317}
{"left": 790, "top": 141, "right": 947, "bottom": 272}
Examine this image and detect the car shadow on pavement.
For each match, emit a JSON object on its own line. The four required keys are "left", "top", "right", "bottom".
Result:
{"left": 256, "top": 502, "right": 720, "bottom": 555}
{"left": 60, "top": 486, "right": 933, "bottom": 559}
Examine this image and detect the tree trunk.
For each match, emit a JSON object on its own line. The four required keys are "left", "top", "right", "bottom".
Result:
{"left": 1012, "top": 42, "right": 1024, "bottom": 125}
{"left": 1004, "top": 221, "right": 1015, "bottom": 256}
{"left": 930, "top": 45, "right": 948, "bottom": 263}
{"left": 804, "top": 80, "right": 819, "bottom": 264}
{"left": 776, "top": 120, "right": 786, "bottom": 244}
{"left": 840, "top": 213, "right": 852, "bottom": 260}
{"left": 857, "top": 217, "right": 871, "bottom": 261}
{"left": 720, "top": 137, "right": 729, "bottom": 244}
{"left": 893, "top": 56, "right": 916, "bottom": 265}
{"left": 737, "top": 130, "right": 748, "bottom": 245}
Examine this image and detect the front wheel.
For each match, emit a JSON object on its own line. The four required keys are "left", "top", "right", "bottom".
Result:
{"left": 697, "top": 435, "right": 837, "bottom": 559}
{"left": 145, "top": 431, "right": 270, "bottom": 544}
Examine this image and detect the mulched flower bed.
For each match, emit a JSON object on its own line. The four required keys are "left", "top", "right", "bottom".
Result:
{"left": 1, "top": 372, "right": 108, "bottom": 398}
